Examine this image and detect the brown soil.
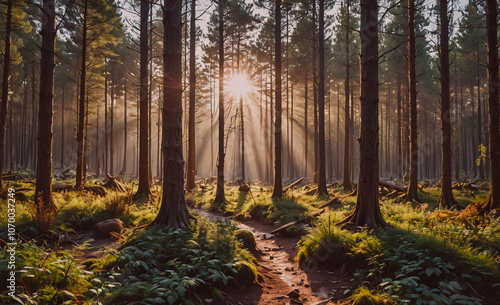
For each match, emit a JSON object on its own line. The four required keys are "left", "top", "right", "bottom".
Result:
{"left": 223, "top": 220, "right": 350, "bottom": 305}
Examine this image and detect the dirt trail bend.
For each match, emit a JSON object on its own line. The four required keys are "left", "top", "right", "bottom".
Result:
{"left": 196, "top": 209, "right": 349, "bottom": 305}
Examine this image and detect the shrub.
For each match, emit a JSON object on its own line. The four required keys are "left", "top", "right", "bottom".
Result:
{"left": 351, "top": 286, "right": 395, "bottom": 305}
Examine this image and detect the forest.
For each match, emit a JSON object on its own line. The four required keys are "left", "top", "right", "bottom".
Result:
{"left": 0, "top": 0, "right": 500, "bottom": 303}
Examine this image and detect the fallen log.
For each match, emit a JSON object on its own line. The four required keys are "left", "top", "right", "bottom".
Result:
{"left": 103, "top": 174, "right": 129, "bottom": 193}
{"left": 283, "top": 177, "right": 305, "bottom": 192}
{"left": 379, "top": 180, "right": 406, "bottom": 193}
{"left": 320, "top": 197, "right": 342, "bottom": 208}
{"left": 271, "top": 208, "right": 326, "bottom": 235}
{"left": 84, "top": 186, "right": 107, "bottom": 197}
{"left": 304, "top": 187, "right": 318, "bottom": 196}
{"left": 53, "top": 183, "right": 73, "bottom": 192}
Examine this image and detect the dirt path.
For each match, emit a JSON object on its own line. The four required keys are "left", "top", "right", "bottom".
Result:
{"left": 196, "top": 210, "right": 350, "bottom": 305}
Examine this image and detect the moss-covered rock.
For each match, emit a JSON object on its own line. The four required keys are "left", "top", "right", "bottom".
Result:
{"left": 234, "top": 261, "right": 258, "bottom": 285}
{"left": 235, "top": 229, "right": 257, "bottom": 252}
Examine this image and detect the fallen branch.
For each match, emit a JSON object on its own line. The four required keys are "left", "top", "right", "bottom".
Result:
{"left": 379, "top": 180, "right": 406, "bottom": 193}
{"left": 84, "top": 185, "right": 107, "bottom": 197}
{"left": 320, "top": 197, "right": 342, "bottom": 208}
{"left": 283, "top": 177, "right": 305, "bottom": 192}
{"left": 53, "top": 183, "right": 73, "bottom": 192}
{"left": 270, "top": 208, "right": 326, "bottom": 235}
{"left": 104, "top": 174, "right": 129, "bottom": 193}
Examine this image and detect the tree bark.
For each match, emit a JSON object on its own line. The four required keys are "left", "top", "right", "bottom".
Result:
{"left": 304, "top": 72, "right": 308, "bottom": 178}
{"left": 396, "top": 73, "right": 402, "bottom": 178}
{"left": 186, "top": 0, "right": 196, "bottom": 190}
{"left": 35, "top": 0, "right": 57, "bottom": 230}
{"left": 61, "top": 86, "right": 65, "bottom": 168}
{"left": 437, "top": 0, "right": 457, "bottom": 208}
{"left": 316, "top": 0, "right": 327, "bottom": 195}
{"left": 0, "top": 0, "right": 13, "bottom": 191}
{"left": 476, "top": 50, "right": 484, "bottom": 179}
{"left": 406, "top": 0, "right": 420, "bottom": 202}
{"left": 110, "top": 81, "right": 114, "bottom": 176}
{"left": 150, "top": 0, "right": 192, "bottom": 228}
{"left": 343, "top": 0, "right": 352, "bottom": 192}
{"left": 122, "top": 88, "right": 127, "bottom": 174}
{"left": 75, "top": 0, "right": 88, "bottom": 190}
{"left": 483, "top": 0, "right": 500, "bottom": 210}
{"left": 104, "top": 59, "right": 108, "bottom": 174}
{"left": 338, "top": 0, "right": 386, "bottom": 229}
{"left": 272, "top": 0, "right": 283, "bottom": 199}
{"left": 213, "top": 0, "right": 226, "bottom": 205}
{"left": 312, "top": 1, "right": 319, "bottom": 185}
{"left": 136, "top": 0, "right": 151, "bottom": 197}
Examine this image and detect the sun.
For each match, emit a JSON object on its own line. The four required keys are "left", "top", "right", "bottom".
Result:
{"left": 227, "top": 73, "right": 253, "bottom": 98}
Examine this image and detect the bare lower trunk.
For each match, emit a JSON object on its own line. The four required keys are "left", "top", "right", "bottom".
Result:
{"left": 121, "top": 89, "right": 127, "bottom": 174}
{"left": 343, "top": 0, "right": 352, "bottom": 192}
{"left": 35, "top": 0, "right": 57, "bottom": 231}
{"left": 272, "top": 0, "right": 283, "bottom": 199}
{"left": 0, "top": 0, "right": 12, "bottom": 191}
{"left": 437, "top": 0, "right": 457, "bottom": 208}
{"left": 304, "top": 73, "right": 308, "bottom": 178}
{"left": 484, "top": 0, "right": 500, "bottom": 210}
{"left": 213, "top": 0, "right": 226, "bottom": 205}
{"left": 136, "top": 0, "right": 151, "bottom": 197}
{"left": 151, "top": 0, "right": 192, "bottom": 228}
{"left": 75, "top": 0, "right": 88, "bottom": 190}
{"left": 406, "top": 0, "right": 420, "bottom": 202}
{"left": 338, "top": 0, "right": 386, "bottom": 229}
{"left": 186, "top": 0, "right": 196, "bottom": 190}
{"left": 316, "top": 0, "right": 327, "bottom": 195}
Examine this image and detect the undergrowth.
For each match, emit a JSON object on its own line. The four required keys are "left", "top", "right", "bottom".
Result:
{"left": 297, "top": 200, "right": 500, "bottom": 305}
{"left": 0, "top": 243, "right": 91, "bottom": 304}
{"left": 87, "top": 217, "right": 255, "bottom": 304}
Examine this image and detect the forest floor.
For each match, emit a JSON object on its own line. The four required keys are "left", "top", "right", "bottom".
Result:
{"left": 2, "top": 173, "right": 499, "bottom": 305}
{"left": 69, "top": 208, "right": 349, "bottom": 305}
{"left": 197, "top": 209, "right": 349, "bottom": 304}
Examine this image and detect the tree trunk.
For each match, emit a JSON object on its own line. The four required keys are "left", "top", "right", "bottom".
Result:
{"left": 316, "top": 0, "right": 327, "bottom": 195}
{"left": 110, "top": 81, "right": 114, "bottom": 176}
{"left": 406, "top": 0, "right": 420, "bottom": 202}
{"left": 75, "top": 0, "right": 88, "bottom": 190}
{"left": 272, "top": 0, "right": 283, "bottom": 199}
{"left": 96, "top": 102, "right": 100, "bottom": 177}
{"left": 338, "top": 0, "right": 386, "bottom": 229}
{"left": 437, "top": 0, "right": 457, "bottom": 208}
{"left": 477, "top": 50, "right": 484, "bottom": 179}
{"left": 396, "top": 73, "right": 402, "bottom": 178}
{"left": 136, "top": 0, "right": 151, "bottom": 197}
{"left": 104, "top": 59, "right": 108, "bottom": 174}
{"left": 454, "top": 58, "right": 459, "bottom": 179}
{"left": 343, "top": 0, "right": 352, "bottom": 192}
{"left": 31, "top": 60, "right": 37, "bottom": 170}
{"left": 84, "top": 97, "right": 89, "bottom": 180}
{"left": 151, "top": 0, "right": 192, "bottom": 228}
{"left": 213, "top": 0, "right": 226, "bottom": 205}
{"left": 61, "top": 86, "right": 65, "bottom": 168}
{"left": 34, "top": 0, "right": 57, "bottom": 230}
{"left": 0, "top": 0, "right": 13, "bottom": 191}
{"left": 312, "top": 0, "right": 318, "bottom": 184}
{"left": 291, "top": 84, "right": 294, "bottom": 178}
{"left": 122, "top": 88, "right": 127, "bottom": 174}
{"left": 304, "top": 72, "right": 308, "bottom": 178}
{"left": 186, "top": 0, "right": 196, "bottom": 190}
{"left": 483, "top": 0, "right": 500, "bottom": 210}
{"left": 471, "top": 82, "right": 476, "bottom": 178}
